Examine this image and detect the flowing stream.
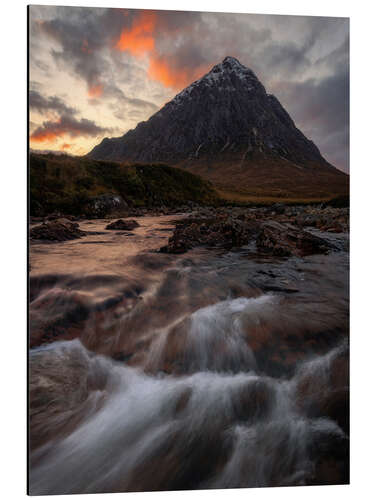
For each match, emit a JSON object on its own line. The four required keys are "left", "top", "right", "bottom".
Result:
{"left": 29, "top": 215, "right": 349, "bottom": 494}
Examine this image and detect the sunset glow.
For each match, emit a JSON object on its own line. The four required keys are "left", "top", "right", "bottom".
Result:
{"left": 115, "top": 11, "right": 156, "bottom": 56}
{"left": 88, "top": 83, "right": 104, "bottom": 98}
{"left": 30, "top": 131, "right": 59, "bottom": 143}
{"left": 148, "top": 56, "right": 207, "bottom": 89}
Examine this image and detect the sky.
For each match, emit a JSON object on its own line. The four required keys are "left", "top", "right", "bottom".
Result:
{"left": 29, "top": 6, "right": 349, "bottom": 172}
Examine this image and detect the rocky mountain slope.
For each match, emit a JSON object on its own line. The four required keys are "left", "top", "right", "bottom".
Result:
{"left": 89, "top": 57, "right": 348, "bottom": 201}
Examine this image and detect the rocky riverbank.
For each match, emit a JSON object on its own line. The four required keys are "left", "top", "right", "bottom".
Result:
{"left": 30, "top": 203, "right": 349, "bottom": 247}
{"left": 159, "top": 204, "right": 348, "bottom": 255}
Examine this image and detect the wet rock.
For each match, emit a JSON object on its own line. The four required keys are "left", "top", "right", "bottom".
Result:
{"left": 29, "top": 341, "right": 112, "bottom": 451}
{"left": 30, "top": 219, "right": 85, "bottom": 242}
{"left": 44, "top": 213, "right": 79, "bottom": 222}
{"left": 160, "top": 216, "right": 258, "bottom": 254}
{"left": 256, "top": 221, "right": 330, "bottom": 257}
{"left": 29, "top": 216, "right": 44, "bottom": 224}
{"left": 295, "top": 207, "right": 349, "bottom": 234}
{"left": 105, "top": 219, "right": 140, "bottom": 230}
{"left": 231, "top": 378, "right": 275, "bottom": 423}
{"left": 295, "top": 346, "right": 349, "bottom": 434}
{"left": 267, "top": 202, "right": 286, "bottom": 215}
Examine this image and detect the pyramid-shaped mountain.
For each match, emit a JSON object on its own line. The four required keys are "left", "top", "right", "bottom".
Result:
{"left": 89, "top": 57, "right": 348, "bottom": 200}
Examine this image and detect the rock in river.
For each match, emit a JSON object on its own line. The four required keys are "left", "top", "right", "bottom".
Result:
{"left": 160, "top": 217, "right": 258, "bottom": 254}
{"left": 256, "top": 221, "right": 331, "bottom": 257}
{"left": 30, "top": 219, "right": 85, "bottom": 242}
{"left": 105, "top": 219, "right": 140, "bottom": 231}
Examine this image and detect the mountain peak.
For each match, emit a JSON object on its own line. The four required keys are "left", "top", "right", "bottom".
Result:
{"left": 169, "top": 57, "right": 260, "bottom": 108}
{"left": 222, "top": 56, "right": 243, "bottom": 66}
{"left": 210, "top": 56, "right": 258, "bottom": 79}
{"left": 207, "top": 56, "right": 258, "bottom": 81}
{"left": 89, "top": 56, "right": 333, "bottom": 173}
{"left": 88, "top": 55, "right": 347, "bottom": 199}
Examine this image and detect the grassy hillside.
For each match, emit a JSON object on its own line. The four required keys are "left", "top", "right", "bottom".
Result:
{"left": 29, "top": 153, "right": 218, "bottom": 216}
{"left": 178, "top": 151, "right": 349, "bottom": 202}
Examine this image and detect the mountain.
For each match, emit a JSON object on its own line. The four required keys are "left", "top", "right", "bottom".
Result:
{"left": 88, "top": 57, "right": 348, "bottom": 201}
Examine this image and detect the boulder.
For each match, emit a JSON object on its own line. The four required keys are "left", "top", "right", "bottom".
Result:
{"left": 30, "top": 219, "right": 85, "bottom": 242}
{"left": 105, "top": 219, "right": 140, "bottom": 231}
{"left": 160, "top": 217, "right": 258, "bottom": 254}
{"left": 84, "top": 193, "right": 128, "bottom": 217}
{"left": 256, "top": 221, "right": 330, "bottom": 257}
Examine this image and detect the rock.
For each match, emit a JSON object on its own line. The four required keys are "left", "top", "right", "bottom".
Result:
{"left": 105, "top": 219, "right": 140, "bottom": 230}
{"left": 160, "top": 216, "right": 258, "bottom": 254}
{"left": 295, "top": 346, "right": 349, "bottom": 434}
{"left": 30, "top": 216, "right": 44, "bottom": 224}
{"left": 30, "top": 219, "right": 85, "bottom": 242}
{"left": 44, "top": 213, "right": 78, "bottom": 222}
{"left": 84, "top": 193, "right": 128, "bottom": 218}
{"left": 268, "top": 203, "right": 286, "bottom": 215}
{"left": 29, "top": 342, "right": 109, "bottom": 450}
{"left": 256, "top": 221, "right": 330, "bottom": 257}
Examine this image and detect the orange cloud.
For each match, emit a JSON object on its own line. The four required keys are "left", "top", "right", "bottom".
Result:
{"left": 30, "top": 118, "right": 62, "bottom": 143}
{"left": 88, "top": 83, "right": 103, "bottom": 98}
{"left": 148, "top": 57, "right": 193, "bottom": 88}
{"left": 61, "top": 143, "right": 71, "bottom": 150}
{"left": 30, "top": 130, "right": 60, "bottom": 143}
{"left": 148, "top": 56, "right": 208, "bottom": 89}
{"left": 30, "top": 115, "right": 111, "bottom": 145}
{"left": 115, "top": 11, "right": 156, "bottom": 56}
{"left": 114, "top": 10, "right": 208, "bottom": 90}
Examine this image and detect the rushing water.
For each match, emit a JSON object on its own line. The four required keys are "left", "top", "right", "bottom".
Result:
{"left": 28, "top": 216, "right": 349, "bottom": 494}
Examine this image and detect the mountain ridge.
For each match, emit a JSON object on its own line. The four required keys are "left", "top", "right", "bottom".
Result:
{"left": 88, "top": 57, "right": 348, "bottom": 200}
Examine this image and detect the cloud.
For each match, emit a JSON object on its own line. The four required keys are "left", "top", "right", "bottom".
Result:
{"left": 272, "top": 36, "right": 349, "bottom": 172}
{"left": 36, "top": 7, "right": 126, "bottom": 96}
{"left": 147, "top": 54, "right": 207, "bottom": 89}
{"left": 115, "top": 10, "right": 156, "bottom": 56}
{"left": 29, "top": 6, "right": 349, "bottom": 170}
{"left": 29, "top": 90, "right": 78, "bottom": 116}
{"left": 30, "top": 114, "right": 114, "bottom": 143}
{"left": 87, "top": 84, "right": 104, "bottom": 99}
{"left": 113, "top": 9, "right": 209, "bottom": 89}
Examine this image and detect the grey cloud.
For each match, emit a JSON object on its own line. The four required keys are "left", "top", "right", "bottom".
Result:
{"left": 33, "top": 58, "right": 50, "bottom": 74}
{"left": 29, "top": 90, "right": 78, "bottom": 116}
{"left": 31, "top": 114, "right": 114, "bottom": 141}
{"left": 104, "top": 84, "right": 158, "bottom": 112}
{"left": 275, "top": 66, "right": 349, "bottom": 172}
{"left": 109, "top": 92, "right": 158, "bottom": 123}
{"left": 36, "top": 7, "right": 127, "bottom": 89}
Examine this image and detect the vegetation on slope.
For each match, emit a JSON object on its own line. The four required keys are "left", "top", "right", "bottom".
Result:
{"left": 29, "top": 153, "right": 218, "bottom": 216}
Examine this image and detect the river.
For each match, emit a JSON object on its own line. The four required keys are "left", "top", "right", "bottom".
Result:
{"left": 28, "top": 214, "right": 349, "bottom": 494}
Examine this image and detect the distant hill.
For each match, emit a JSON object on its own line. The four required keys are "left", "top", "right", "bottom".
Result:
{"left": 29, "top": 153, "right": 218, "bottom": 216}
{"left": 89, "top": 56, "right": 348, "bottom": 201}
